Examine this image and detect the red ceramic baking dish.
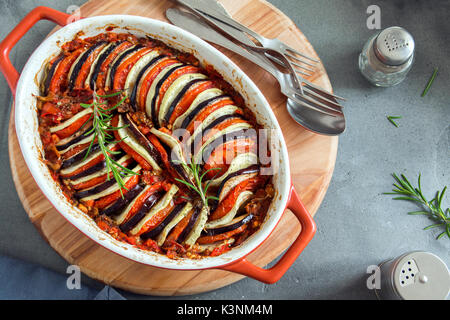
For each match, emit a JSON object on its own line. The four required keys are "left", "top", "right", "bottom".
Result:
{"left": 0, "top": 6, "right": 316, "bottom": 284}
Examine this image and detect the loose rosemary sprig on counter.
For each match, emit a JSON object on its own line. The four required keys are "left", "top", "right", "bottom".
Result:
{"left": 174, "top": 159, "right": 220, "bottom": 208}
{"left": 80, "top": 90, "right": 139, "bottom": 194}
{"left": 387, "top": 115, "right": 402, "bottom": 128}
{"left": 421, "top": 67, "right": 438, "bottom": 97}
{"left": 384, "top": 173, "right": 450, "bottom": 240}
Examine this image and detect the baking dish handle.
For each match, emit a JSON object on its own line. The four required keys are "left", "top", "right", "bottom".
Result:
{"left": 220, "top": 183, "right": 316, "bottom": 284}
{"left": 0, "top": 6, "right": 71, "bottom": 95}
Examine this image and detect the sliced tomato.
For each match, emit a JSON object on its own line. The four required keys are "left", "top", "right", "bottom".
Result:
{"left": 73, "top": 44, "right": 107, "bottom": 90}
{"left": 197, "top": 224, "right": 248, "bottom": 245}
{"left": 121, "top": 181, "right": 167, "bottom": 224}
{"left": 155, "top": 65, "right": 200, "bottom": 116}
{"left": 53, "top": 113, "right": 92, "bottom": 139}
{"left": 95, "top": 42, "right": 133, "bottom": 89}
{"left": 209, "top": 176, "right": 265, "bottom": 221}
{"left": 185, "top": 98, "right": 235, "bottom": 134}
{"left": 40, "top": 102, "right": 63, "bottom": 123}
{"left": 48, "top": 48, "right": 84, "bottom": 94}
{"left": 137, "top": 58, "right": 179, "bottom": 111}
{"left": 60, "top": 144, "right": 121, "bottom": 178}
{"left": 134, "top": 202, "right": 175, "bottom": 236}
{"left": 203, "top": 138, "right": 257, "bottom": 179}
{"left": 112, "top": 47, "right": 153, "bottom": 90}
{"left": 200, "top": 118, "right": 249, "bottom": 146}
{"left": 94, "top": 174, "right": 140, "bottom": 209}
{"left": 166, "top": 209, "right": 194, "bottom": 243}
{"left": 168, "top": 81, "right": 214, "bottom": 125}
{"left": 111, "top": 114, "right": 153, "bottom": 170}
{"left": 71, "top": 158, "right": 134, "bottom": 190}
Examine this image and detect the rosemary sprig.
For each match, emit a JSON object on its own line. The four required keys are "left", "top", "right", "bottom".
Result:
{"left": 174, "top": 158, "right": 220, "bottom": 208}
{"left": 384, "top": 173, "right": 450, "bottom": 240}
{"left": 387, "top": 115, "right": 402, "bottom": 128}
{"left": 421, "top": 67, "right": 438, "bottom": 97}
{"left": 80, "top": 90, "right": 139, "bottom": 195}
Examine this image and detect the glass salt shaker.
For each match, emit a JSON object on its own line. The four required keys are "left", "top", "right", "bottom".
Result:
{"left": 359, "top": 26, "right": 415, "bottom": 87}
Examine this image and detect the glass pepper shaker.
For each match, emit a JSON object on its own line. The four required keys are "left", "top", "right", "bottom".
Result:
{"left": 359, "top": 26, "right": 415, "bottom": 87}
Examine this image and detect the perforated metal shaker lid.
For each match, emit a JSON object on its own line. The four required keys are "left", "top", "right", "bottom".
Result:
{"left": 393, "top": 251, "right": 450, "bottom": 300}
{"left": 373, "top": 26, "right": 415, "bottom": 66}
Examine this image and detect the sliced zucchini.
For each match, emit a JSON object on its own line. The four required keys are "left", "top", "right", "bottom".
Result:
{"left": 218, "top": 172, "right": 259, "bottom": 203}
{"left": 205, "top": 191, "right": 253, "bottom": 228}
{"left": 144, "top": 63, "right": 183, "bottom": 124}
{"left": 85, "top": 42, "right": 115, "bottom": 89}
{"left": 203, "top": 214, "right": 253, "bottom": 236}
{"left": 123, "top": 50, "right": 162, "bottom": 98}
{"left": 206, "top": 153, "right": 258, "bottom": 188}
{"left": 69, "top": 154, "right": 131, "bottom": 186}
{"left": 154, "top": 202, "right": 192, "bottom": 246}
{"left": 78, "top": 164, "right": 141, "bottom": 202}
{"left": 185, "top": 105, "right": 241, "bottom": 149}
{"left": 112, "top": 184, "right": 152, "bottom": 224}
{"left": 193, "top": 122, "right": 253, "bottom": 165}
{"left": 49, "top": 107, "right": 93, "bottom": 133}
{"left": 129, "top": 184, "right": 179, "bottom": 235}
{"left": 157, "top": 73, "right": 207, "bottom": 127}
{"left": 150, "top": 127, "right": 193, "bottom": 182}
{"left": 172, "top": 88, "right": 225, "bottom": 130}
{"left": 183, "top": 204, "right": 209, "bottom": 247}
{"left": 105, "top": 44, "right": 141, "bottom": 89}
{"left": 117, "top": 114, "right": 162, "bottom": 172}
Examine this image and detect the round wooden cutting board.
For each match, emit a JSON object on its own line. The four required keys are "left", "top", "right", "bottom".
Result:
{"left": 8, "top": 0, "right": 338, "bottom": 295}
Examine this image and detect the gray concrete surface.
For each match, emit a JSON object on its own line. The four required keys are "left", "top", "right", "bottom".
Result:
{"left": 0, "top": 0, "right": 448, "bottom": 299}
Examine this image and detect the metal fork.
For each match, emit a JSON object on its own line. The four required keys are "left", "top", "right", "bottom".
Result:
{"left": 196, "top": 8, "right": 319, "bottom": 77}
{"left": 175, "top": 0, "right": 345, "bottom": 106}
{"left": 166, "top": 8, "right": 342, "bottom": 116}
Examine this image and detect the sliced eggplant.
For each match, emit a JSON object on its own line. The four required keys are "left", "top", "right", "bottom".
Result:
{"left": 140, "top": 202, "right": 186, "bottom": 241}
{"left": 206, "top": 153, "right": 258, "bottom": 188}
{"left": 185, "top": 105, "right": 241, "bottom": 148}
{"left": 65, "top": 150, "right": 125, "bottom": 181}
{"left": 105, "top": 44, "right": 143, "bottom": 89}
{"left": 203, "top": 213, "right": 253, "bottom": 237}
{"left": 144, "top": 62, "right": 183, "bottom": 124}
{"left": 77, "top": 164, "right": 141, "bottom": 202}
{"left": 172, "top": 88, "right": 227, "bottom": 130}
{"left": 130, "top": 55, "right": 168, "bottom": 109}
{"left": 41, "top": 54, "right": 64, "bottom": 95}
{"left": 150, "top": 127, "right": 193, "bottom": 182}
{"left": 123, "top": 50, "right": 162, "bottom": 98}
{"left": 183, "top": 204, "right": 209, "bottom": 247}
{"left": 177, "top": 204, "right": 201, "bottom": 243}
{"left": 89, "top": 41, "right": 122, "bottom": 89}
{"left": 49, "top": 107, "right": 93, "bottom": 134}
{"left": 157, "top": 73, "right": 207, "bottom": 127}
{"left": 154, "top": 202, "right": 192, "bottom": 246}
{"left": 117, "top": 114, "right": 162, "bottom": 172}
{"left": 57, "top": 131, "right": 95, "bottom": 157}
{"left": 68, "top": 41, "right": 106, "bottom": 91}
{"left": 55, "top": 125, "right": 93, "bottom": 151}
{"left": 193, "top": 122, "right": 253, "bottom": 165}
{"left": 217, "top": 171, "right": 259, "bottom": 203}
{"left": 200, "top": 129, "right": 257, "bottom": 166}
{"left": 205, "top": 191, "right": 253, "bottom": 228}
{"left": 122, "top": 113, "right": 162, "bottom": 164}
{"left": 66, "top": 46, "right": 91, "bottom": 91}
{"left": 120, "top": 191, "right": 163, "bottom": 233}
{"left": 129, "top": 184, "right": 179, "bottom": 235}
{"left": 60, "top": 143, "right": 101, "bottom": 171}
{"left": 100, "top": 183, "right": 144, "bottom": 216}
{"left": 112, "top": 183, "right": 153, "bottom": 224}
{"left": 69, "top": 154, "right": 130, "bottom": 186}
